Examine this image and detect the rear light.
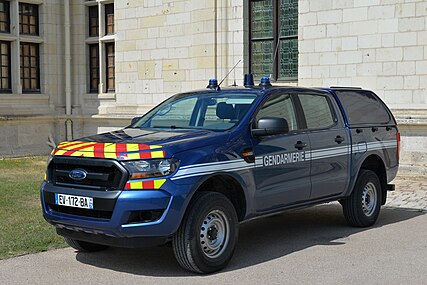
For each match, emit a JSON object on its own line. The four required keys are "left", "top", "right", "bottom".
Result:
{"left": 397, "top": 131, "right": 401, "bottom": 161}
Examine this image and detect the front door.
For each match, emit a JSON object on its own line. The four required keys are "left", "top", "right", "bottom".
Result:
{"left": 252, "top": 92, "right": 311, "bottom": 212}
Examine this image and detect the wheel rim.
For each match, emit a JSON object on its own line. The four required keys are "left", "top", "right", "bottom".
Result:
{"left": 199, "top": 209, "right": 230, "bottom": 259}
{"left": 361, "top": 182, "right": 377, "bottom": 217}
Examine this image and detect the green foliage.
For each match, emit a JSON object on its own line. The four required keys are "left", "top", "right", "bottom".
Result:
{"left": 0, "top": 157, "right": 66, "bottom": 260}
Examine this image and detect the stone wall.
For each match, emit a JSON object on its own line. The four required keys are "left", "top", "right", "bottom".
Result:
{"left": 103, "top": 0, "right": 245, "bottom": 120}
{"left": 0, "top": 0, "right": 106, "bottom": 156}
{"left": 298, "top": 0, "right": 427, "bottom": 110}
{"left": 298, "top": 0, "right": 427, "bottom": 178}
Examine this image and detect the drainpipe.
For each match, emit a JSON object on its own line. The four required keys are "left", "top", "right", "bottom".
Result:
{"left": 64, "top": 0, "right": 73, "bottom": 140}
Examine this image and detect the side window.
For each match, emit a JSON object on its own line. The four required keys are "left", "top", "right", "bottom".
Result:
{"left": 298, "top": 94, "right": 335, "bottom": 130}
{"left": 335, "top": 90, "right": 391, "bottom": 125}
{"left": 256, "top": 93, "right": 298, "bottom": 131}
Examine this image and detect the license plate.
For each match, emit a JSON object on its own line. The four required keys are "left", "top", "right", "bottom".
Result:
{"left": 55, "top": 193, "right": 94, "bottom": 209}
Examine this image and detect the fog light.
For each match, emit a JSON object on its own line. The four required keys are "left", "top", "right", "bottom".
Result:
{"left": 127, "top": 210, "right": 164, "bottom": 224}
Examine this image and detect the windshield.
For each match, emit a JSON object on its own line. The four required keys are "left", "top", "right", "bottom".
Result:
{"left": 131, "top": 93, "right": 257, "bottom": 131}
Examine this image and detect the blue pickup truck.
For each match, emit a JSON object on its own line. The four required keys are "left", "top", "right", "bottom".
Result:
{"left": 41, "top": 76, "right": 399, "bottom": 273}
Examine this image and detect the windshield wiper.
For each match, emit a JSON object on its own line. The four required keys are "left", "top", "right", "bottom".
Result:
{"left": 152, "top": 125, "right": 189, "bottom": 129}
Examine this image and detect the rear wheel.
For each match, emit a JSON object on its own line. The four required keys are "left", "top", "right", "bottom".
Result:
{"left": 172, "top": 192, "right": 239, "bottom": 274}
{"left": 342, "top": 169, "right": 382, "bottom": 227}
{"left": 64, "top": 237, "right": 108, "bottom": 252}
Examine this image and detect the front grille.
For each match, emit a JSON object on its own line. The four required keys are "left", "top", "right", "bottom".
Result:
{"left": 48, "top": 204, "right": 112, "bottom": 219}
{"left": 48, "top": 156, "right": 128, "bottom": 191}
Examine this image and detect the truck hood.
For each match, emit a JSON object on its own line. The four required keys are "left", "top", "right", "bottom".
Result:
{"left": 52, "top": 128, "right": 230, "bottom": 160}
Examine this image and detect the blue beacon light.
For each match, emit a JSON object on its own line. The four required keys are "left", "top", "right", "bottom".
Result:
{"left": 259, "top": 76, "right": 272, "bottom": 87}
{"left": 207, "top": 79, "right": 218, "bottom": 89}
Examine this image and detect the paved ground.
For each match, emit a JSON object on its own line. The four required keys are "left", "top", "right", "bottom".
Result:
{"left": 1, "top": 176, "right": 426, "bottom": 284}
{"left": 386, "top": 178, "right": 427, "bottom": 211}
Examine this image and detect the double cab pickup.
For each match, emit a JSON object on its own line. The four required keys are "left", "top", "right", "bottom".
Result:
{"left": 41, "top": 76, "right": 399, "bottom": 273}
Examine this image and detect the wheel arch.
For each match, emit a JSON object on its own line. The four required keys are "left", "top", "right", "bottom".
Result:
{"left": 189, "top": 174, "right": 247, "bottom": 222}
{"left": 359, "top": 154, "right": 387, "bottom": 205}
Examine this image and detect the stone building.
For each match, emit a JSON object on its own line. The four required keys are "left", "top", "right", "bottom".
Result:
{"left": 0, "top": 0, "right": 426, "bottom": 176}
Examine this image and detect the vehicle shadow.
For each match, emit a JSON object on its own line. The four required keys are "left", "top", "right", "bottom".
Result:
{"left": 75, "top": 203, "right": 424, "bottom": 277}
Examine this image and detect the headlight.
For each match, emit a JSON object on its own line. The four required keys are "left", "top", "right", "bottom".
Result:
{"left": 122, "top": 159, "right": 179, "bottom": 179}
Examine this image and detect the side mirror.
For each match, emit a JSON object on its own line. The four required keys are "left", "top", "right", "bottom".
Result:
{"left": 252, "top": 117, "right": 289, "bottom": 137}
{"left": 131, "top": 116, "right": 142, "bottom": 125}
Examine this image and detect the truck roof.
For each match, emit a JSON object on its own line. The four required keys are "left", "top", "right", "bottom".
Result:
{"left": 178, "top": 85, "right": 346, "bottom": 97}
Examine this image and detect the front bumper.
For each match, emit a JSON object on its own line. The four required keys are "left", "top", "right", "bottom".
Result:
{"left": 41, "top": 180, "right": 190, "bottom": 245}
{"left": 56, "top": 227, "right": 168, "bottom": 248}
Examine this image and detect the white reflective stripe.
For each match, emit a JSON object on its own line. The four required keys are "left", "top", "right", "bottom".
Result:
{"left": 310, "top": 146, "right": 350, "bottom": 158}
{"left": 179, "top": 159, "right": 246, "bottom": 170}
{"left": 171, "top": 165, "right": 254, "bottom": 180}
{"left": 361, "top": 140, "right": 397, "bottom": 152}
{"left": 173, "top": 160, "right": 250, "bottom": 179}
{"left": 368, "top": 143, "right": 397, "bottom": 148}
{"left": 368, "top": 146, "right": 397, "bottom": 151}
{"left": 366, "top": 140, "right": 397, "bottom": 147}
{"left": 310, "top": 145, "right": 349, "bottom": 154}
{"left": 311, "top": 150, "right": 349, "bottom": 160}
{"left": 171, "top": 140, "right": 397, "bottom": 180}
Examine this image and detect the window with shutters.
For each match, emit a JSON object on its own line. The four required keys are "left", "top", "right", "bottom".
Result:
{"left": 86, "top": 2, "right": 115, "bottom": 94}
{"left": 89, "top": 6, "right": 99, "bottom": 37}
{"left": 105, "top": 3, "right": 114, "bottom": 35}
{"left": 0, "top": 41, "right": 10, "bottom": 92}
{"left": 0, "top": 1, "right": 10, "bottom": 33}
{"left": 105, "top": 42, "right": 115, "bottom": 92}
{"left": 89, "top": 44, "right": 99, "bottom": 93}
{"left": 19, "top": 3, "right": 39, "bottom": 36}
{"left": 20, "top": 42, "right": 40, "bottom": 92}
{"left": 0, "top": 2, "right": 42, "bottom": 94}
{"left": 249, "top": 0, "right": 298, "bottom": 81}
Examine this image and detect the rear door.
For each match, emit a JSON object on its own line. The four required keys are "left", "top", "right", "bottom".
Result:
{"left": 252, "top": 92, "right": 311, "bottom": 212}
{"left": 296, "top": 92, "right": 350, "bottom": 199}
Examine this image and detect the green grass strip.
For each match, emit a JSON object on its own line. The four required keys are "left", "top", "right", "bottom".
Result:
{"left": 0, "top": 157, "right": 66, "bottom": 260}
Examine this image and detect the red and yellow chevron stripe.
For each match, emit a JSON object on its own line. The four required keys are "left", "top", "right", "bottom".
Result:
{"left": 125, "top": 179, "right": 166, "bottom": 190}
{"left": 52, "top": 141, "right": 165, "bottom": 160}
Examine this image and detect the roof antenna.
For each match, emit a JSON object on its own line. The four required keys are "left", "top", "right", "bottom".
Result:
{"left": 218, "top": 59, "right": 241, "bottom": 90}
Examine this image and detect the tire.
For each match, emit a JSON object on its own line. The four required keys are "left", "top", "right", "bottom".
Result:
{"left": 172, "top": 192, "right": 239, "bottom": 274}
{"left": 342, "top": 169, "right": 382, "bottom": 227}
{"left": 64, "top": 237, "right": 108, "bottom": 252}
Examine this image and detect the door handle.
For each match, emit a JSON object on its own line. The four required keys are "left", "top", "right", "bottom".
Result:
{"left": 335, "top": 136, "right": 345, "bottom": 144}
{"left": 294, "top": 141, "right": 307, "bottom": 150}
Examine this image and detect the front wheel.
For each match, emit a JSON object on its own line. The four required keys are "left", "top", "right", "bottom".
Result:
{"left": 64, "top": 237, "right": 108, "bottom": 252}
{"left": 172, "top": 192, "right": 239, "bottom": 274}
{"left": 342, "top": 169, "right": 382, "bottom": 227}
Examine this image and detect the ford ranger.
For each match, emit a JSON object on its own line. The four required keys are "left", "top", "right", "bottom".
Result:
{"left": 41, "top": 75, "right": 399, "bottom": 273}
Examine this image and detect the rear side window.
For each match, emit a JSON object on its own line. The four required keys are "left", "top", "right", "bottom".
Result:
{"left": 335, "top": 90, "right": 391, "bottom": 125}
{"left": 298, "top": 94, "right": 335, "bottom": 130}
